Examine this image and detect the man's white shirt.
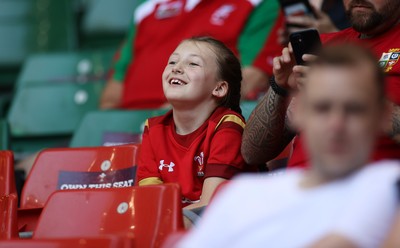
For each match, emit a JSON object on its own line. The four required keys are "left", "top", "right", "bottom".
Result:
{"left": 178, "top": 161, "right": 400, "bottom": 248}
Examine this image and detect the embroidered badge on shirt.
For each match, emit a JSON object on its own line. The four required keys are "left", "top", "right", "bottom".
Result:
{"left": 194, "top": 152, "right": 205, "bottom": 177}
{"left": 210, "top": 4, "right": 235, "bottom": 26}
{"left": 378, "top": 48, "right": 400, "bottom": 73}
{"left": 159, "top": 160, "right": 175, "bottom": 172}
{"left": 155, "top": 1, "right": 183, "bottom": 19}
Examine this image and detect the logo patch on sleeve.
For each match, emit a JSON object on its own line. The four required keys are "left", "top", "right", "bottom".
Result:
{"left": 379, "top": 48, "right": 400, "bottom": 73}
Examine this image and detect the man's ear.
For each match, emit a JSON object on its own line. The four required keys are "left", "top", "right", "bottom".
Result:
{"left": 212, "top": 81, "right": 228, "bottom": 98}
{"left": 290, "top": 92, "right": 303, "bottom": 131}
{"left": 381, "top": 100, "right": 396, "bottom": 138}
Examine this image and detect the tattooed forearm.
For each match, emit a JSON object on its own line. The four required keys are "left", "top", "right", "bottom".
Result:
{"left": 241, "top": 87, "right": 295, "bottom": 165}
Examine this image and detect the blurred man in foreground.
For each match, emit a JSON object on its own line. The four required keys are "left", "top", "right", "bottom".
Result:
{"left": 242, "top": 0, "right": 400, "bottom": 168}
{"left": 176, "top": 44, "right": 400, "bottom": 248}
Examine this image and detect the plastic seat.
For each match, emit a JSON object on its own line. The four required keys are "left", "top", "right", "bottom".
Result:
{"left": 7, "top": 50, "right": 114, "bottom": 155}
{"left": 16, "top": 51, "right": 114, "bottom": 89}
{"left": 8, "top": 83, "right": 103, "bottom": 137}
{"left": 0, "top": 194, "right": 18, "bottom": 239}
{"left": 18, "top": 145, "right": 140, "bottom": 232}
{"left": 0, "top": 236, "right": 133, "bottom": 248}
{"left": 0, "top": 1, "right": 32, "bottom": 67}
{"left": 34, "top": 184, "right": 184, "bottom": 248}
{"left": 240, "top": 101, "right": 257, "bottom": 120}
{"left": 0, "top": 151, "right": 17, "bottom": 196}
{"left": 7, "top": 83, "right": 104, "bottom": 155}
{"left": 81, "top": 0, "right": 140, "bottom": 49}
{"left": 70, "top": 109, "right": 167, "bottom": 147}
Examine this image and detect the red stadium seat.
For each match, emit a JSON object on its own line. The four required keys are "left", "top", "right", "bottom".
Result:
{"left": 0, "top": 194, "right": 18, "bottom": 239}
{"left": 33, "top": 184, "right": 184, "bottom": 248}
{"left": 0, "top": 150, "right": 17, "bottom": 196}
{"left": 18, "top": 144, "right": 140, "bottom": 233}
{"left": 0, "top": 236, "right": 133, "bottom": 248}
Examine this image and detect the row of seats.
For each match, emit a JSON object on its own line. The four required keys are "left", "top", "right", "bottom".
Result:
{"left": 1, "top": 50, "right": 258, "bottom": 154}
{"left": 0, "top": 147, "right": 184, "bottom": 247}
{"left": 0, "top": 0, "right": 139, "bottom": 90}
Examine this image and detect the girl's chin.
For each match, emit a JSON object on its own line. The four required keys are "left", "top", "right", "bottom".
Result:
{"left": 165, "top": 96, "right": 189, "bottom": 104}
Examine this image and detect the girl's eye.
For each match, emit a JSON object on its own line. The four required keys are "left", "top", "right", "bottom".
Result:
{"left": 189, "top": 62, "right": 199, "bottom": 66}
{"left": 168, "top": 61, "right": 176, "bottom": 65}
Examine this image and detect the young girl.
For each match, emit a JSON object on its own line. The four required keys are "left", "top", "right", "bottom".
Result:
{"left": 137, "top": 36, "right": 252, "bottom": 212}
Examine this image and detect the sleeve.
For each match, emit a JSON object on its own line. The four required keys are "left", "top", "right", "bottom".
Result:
{"left": 332, "top": 166, "right": 400, "bottom": 248}
{"left": 238, "top": 0, "right": 280, "bottom": 67}
{"left": 205, "top": 115, "right": 248, "bottom": 179}
{"left": 110, "top": 16, "right": 137, "bottom": 82}
{"left": 110, "top": 0, "right": 151, "bottom": 82}
{"left": 136, "top": 120, "right": 163, "bottom": 186}
{"left": 252, "top": 12, "right": 285, "bottom": 76}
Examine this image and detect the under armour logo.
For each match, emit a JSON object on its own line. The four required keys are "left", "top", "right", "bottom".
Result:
{"left": 159, "top": 160, "right": 175, "bottom": 172}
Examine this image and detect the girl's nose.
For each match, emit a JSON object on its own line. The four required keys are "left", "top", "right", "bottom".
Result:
{"left": 172, "top": 63, "right": 183, "bottom": 74}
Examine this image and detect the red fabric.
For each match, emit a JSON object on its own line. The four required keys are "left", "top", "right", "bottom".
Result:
{"left": 320, "top": 25, "right": 400, "bottom": 105}
{"left": 121, "top": 0, "right": 255, "bottom": 109}
{"left": 288, "top": 136, "right": 400, "bottom": 169}
{"left": 137, "top": 107, "right": 250, "bottom": 203}
{"left": 253, "top": 12, "right": 285, "bottom": 76}
{"left": 288, "top": 24, "right": 400, "bottom": 168}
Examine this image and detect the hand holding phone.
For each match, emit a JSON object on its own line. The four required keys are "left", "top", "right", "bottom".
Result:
{"left": 289, "top": 29, "right": 321, "bottom": 65}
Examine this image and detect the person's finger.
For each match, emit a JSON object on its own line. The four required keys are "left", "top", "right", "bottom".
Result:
{"left": 302, "top": 54, "right": 318, "bottom": 62}
{"left": 273, "top": 56, "right": 282, "bottom": 71}
{"left": 282, "top": 47, "right": 292, "bottom": 63}
{"left": 287, "top": 43, "right": 298, "bottom": 64}
{"left": 293, "top": 65, "right": 310, "bottom": 75}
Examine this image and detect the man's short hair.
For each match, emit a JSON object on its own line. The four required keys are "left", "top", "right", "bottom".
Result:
{"left": 309, "top": 43, "right": 385, "bottom": 102}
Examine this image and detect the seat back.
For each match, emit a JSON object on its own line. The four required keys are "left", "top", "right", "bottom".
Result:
{"left": 0, "top": 194, "right": 18, "bottom": 239}
{"left": 16, "top": 51, "right": 114, "bottom": 89}
{"left": 34, "top": 185, "right": 184, "bottom": 248}
{"left": 70, "top": 109, "right": 167, "bottom": 147}
{"left": 0, "top": 151, "right": 16, "bottom": 196}
{"left": 7, "top": 82, "right": 103, "bottom": 138}
{"left": 20, "top": 145, "right": 140, "bottom": 209}
{"left": 240, "top": 101, "right": 257, "bottom": 120}
{"left": 0, "top": 120, "right": 9, "bottom": 150}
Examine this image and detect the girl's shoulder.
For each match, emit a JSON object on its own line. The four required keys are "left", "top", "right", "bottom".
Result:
{"left": 210, "top": 107, "right": 246, "bottom": 131}
{"left": 146, "top": 110, "right": 173, "bottom": 129}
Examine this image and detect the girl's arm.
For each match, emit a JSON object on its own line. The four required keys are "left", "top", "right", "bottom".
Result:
{"left": 183, "top": 177, "right": 226, "bottom": 210}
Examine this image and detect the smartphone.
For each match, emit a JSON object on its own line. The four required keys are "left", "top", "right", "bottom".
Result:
{"left": 289, "top": 29, "right": 322, "bottom": 65}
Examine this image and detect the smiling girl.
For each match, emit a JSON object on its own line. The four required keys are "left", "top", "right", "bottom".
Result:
{"left": 137, "top": 37, "right": 253, "bottom": 214}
